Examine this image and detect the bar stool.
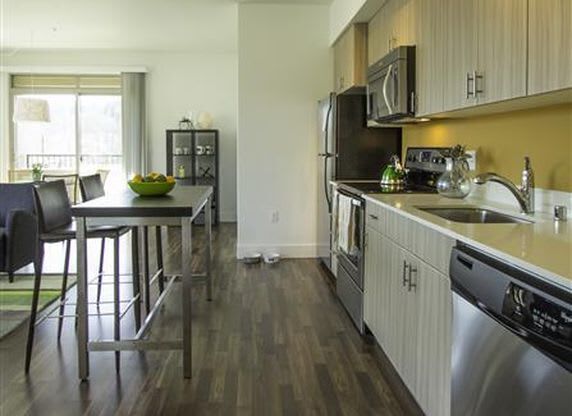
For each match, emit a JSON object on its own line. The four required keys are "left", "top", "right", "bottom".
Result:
{"left": 80, "top": 174, "right": 164, "bottom": 313}
{"left": 27, "top": 180, "right": 135, "bottom": 373}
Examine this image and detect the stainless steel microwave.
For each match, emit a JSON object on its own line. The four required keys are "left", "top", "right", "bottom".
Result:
{"left": 366, "top": 46, "right": 416, "bottom": 124}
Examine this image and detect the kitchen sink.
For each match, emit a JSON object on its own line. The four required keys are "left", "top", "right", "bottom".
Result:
{"left": 416, "top": 207, "right": 533, "bottom": 224}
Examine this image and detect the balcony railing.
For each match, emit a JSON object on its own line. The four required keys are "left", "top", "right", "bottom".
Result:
{"left": 25, "top": 154, "right": 122, "bottom": 169}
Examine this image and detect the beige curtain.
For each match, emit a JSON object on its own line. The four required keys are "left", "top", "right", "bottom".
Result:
{"left": 121, "top": 72, "right": 147, "bottom": 178}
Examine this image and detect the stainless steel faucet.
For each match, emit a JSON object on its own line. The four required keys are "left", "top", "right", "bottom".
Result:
{"left": 474, "top": 157, "right": 535, "bottom": 214}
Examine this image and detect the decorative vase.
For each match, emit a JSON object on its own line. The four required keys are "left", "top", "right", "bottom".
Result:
{"left": 197, "top": 112, "right": 213, "bottom": 129}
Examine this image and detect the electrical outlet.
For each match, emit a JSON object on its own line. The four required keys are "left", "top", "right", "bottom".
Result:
{"left": 271, "top": 210, "right": 279, "bottom": 223}
{"left": 466, "top": 149, "right": 477, "bottom": 171}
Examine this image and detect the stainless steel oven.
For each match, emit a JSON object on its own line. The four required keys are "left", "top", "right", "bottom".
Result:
{"left": 334, "top": 186, "right": 366, "bottom": 333}
{"left": 367, "top": 46, "right": 416, "bottom": 123}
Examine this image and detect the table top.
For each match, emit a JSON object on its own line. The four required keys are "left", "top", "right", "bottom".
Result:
{"left": 71, "top": 186, "right": 213, "bottom": 218}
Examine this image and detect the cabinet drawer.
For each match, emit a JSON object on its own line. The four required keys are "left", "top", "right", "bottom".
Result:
{"left": 366, "top": 202, "right": 384, "bottom": 233}
{"left": 381, "top": 204, "right": 455, "bottom": 276}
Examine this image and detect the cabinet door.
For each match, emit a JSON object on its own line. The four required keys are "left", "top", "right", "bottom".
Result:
{"left": 363, "top": 227, "right": 378, "bottom": 332}
{"left": 388, "top": 0, "right": 417, "bottom": 49}
{"left": 476, "top": 0, "right": 527, "bottom": 104}
{"left": 414, "top": 260, "right": 452, "bottom": 416}
{"left": 334, "top": 24, "right": 368, "bottom": 93}
{"left": 528, "top": 0, "right": 572, "bottom": 94}
{"left": 334, "top": 29, "right": 351, "bottom": 93}
{"left": 399, "top": 249, "right": 420, "bottom": 397}
{"left": 376, "top": 234, "right": 406, "bottom": 373}
{"left": 368, "top": 5, "right": 391, "bottom": 65}
{"left": 443, "top": 0, "right": 478, "bottom": 111}
{"left": 415, "top": 0, "right": 445, "bottom": 116}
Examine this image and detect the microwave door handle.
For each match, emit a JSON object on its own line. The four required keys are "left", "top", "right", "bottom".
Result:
{"left": 382, "top": 64, "right": 394, "bottom": 115}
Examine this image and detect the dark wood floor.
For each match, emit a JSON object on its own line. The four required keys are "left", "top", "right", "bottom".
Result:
{"left": 0, "top": 224, "right": 411, "bottom": 415}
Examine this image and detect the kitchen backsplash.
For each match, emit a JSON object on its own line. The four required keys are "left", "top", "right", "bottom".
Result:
{"left": 402, "top": 103, "right": 572, "bottom": 192}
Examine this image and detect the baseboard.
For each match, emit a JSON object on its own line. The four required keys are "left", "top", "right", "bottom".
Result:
{"left": 236, "top": 243, "right": 318, "bottom": 259}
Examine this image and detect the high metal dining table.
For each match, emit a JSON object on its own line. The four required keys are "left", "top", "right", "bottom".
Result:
{"left": 71, "top": 186, "right": 213, "bottom": 381}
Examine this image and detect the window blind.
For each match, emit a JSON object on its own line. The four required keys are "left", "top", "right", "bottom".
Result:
{"left": 11, "top": 74, "right": 121, "bottom": 90}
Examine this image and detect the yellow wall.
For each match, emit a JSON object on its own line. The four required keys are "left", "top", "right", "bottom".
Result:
{"left": 403, "top": 104, "right": 572, "bottom": 191}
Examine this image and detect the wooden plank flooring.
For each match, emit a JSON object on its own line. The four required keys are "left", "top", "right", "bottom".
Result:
{"left": 0, "top": 224, "right": 413, "bottom": 415}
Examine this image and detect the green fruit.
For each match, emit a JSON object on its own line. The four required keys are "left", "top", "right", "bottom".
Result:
{"left": 144, "top": 175, "right": 154, "bottom": 183}
{"left": 155, "top": 174, "right": 167, "bottom": 183}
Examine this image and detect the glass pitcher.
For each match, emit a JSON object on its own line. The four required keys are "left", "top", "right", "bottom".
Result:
{"left": 437, "top": 155, "right": 472, "bottom": 199}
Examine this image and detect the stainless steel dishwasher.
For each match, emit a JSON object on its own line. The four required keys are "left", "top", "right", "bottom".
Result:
{"left": 450, "top": 245, "right": 572, "bottom": 416}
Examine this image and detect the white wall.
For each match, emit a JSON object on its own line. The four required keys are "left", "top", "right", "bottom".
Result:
{"left": 1, "top": 50, "right": 238, "bottom": 221}
{"left": 237, "top": 3, "right": 332, "bottom": 258}
{"left": 329, "top": 0, "right": 386, "bottom": 44}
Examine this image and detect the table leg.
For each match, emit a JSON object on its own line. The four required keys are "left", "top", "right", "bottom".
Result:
{"left": 140, "top": 227, "right": 151, "bottom": 315}
{"left": 131, "top": 227, "right": 141, "bottom": 331}
{"left": 181, "top": 217, "right": 193, "bottom": 378}
{"left": 155, "top": 226, "right": 164, "bottom": 293}
{"left": 205, "top": 196, "right": 213, "bottom": 301}
{"left": 76, "top": 217, "right": 89, "bottom": 380}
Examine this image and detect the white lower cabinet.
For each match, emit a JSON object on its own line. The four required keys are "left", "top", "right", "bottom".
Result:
{"left": 364, "top": 203, "right": 452, "bottom": 416}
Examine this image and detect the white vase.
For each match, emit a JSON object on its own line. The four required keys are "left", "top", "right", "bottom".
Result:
{"left": 197, "top": 112, "right": 213, "bottom": 129}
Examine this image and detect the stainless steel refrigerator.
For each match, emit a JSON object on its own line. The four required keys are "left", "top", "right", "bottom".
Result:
{"left": 317, "top": 90, "right": 402, "bottom": 275}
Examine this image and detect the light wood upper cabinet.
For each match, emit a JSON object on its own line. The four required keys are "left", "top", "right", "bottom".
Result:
{"left": 528, "top": 0, "right": 572, "bottom": 94}
{"left": 367, "top": 0, "right": 416, "bottom": 65}
{"left": 442, "top": 0, "right": 478, "bottom": 111}
{"left": 368, "top": 8, "right": 389, "bottom": 65}
{"left": 333, "top": 24, "right": 368, "bottom": 93}
{"left": 477, "top": 0, "right": 527, "bottom": 104}
{"left": 414, "top": 0, "right": 445, "bottom": 115}
{"left": 443, "top": 0, "right": 527, "bottom": 110}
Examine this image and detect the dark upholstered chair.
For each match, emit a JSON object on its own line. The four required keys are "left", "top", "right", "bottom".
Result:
{"left": 27, "top": 180, "right": 132, "bottom": 373}
{"left": 42, "top": 173, "right": 79, "bottom": 204}
{"left": 0, "top": 183, "right": 39, "bottom": 283}
{"left": 80, "top": 174, "right": 139, "bottom": 303}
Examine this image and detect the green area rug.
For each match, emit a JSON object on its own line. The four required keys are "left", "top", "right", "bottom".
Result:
{"left": 0, "top": 274, "right": 76, "bottom": 339}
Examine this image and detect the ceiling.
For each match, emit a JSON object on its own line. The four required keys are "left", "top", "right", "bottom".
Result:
{"left": 0, "top": 0, "right": 332, "bottom": 53}
{"left": 0, "top": 0, "right": 238, "bottom": 52}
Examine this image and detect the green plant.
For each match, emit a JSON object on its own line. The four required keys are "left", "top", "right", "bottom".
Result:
{"left": 31, "top": 163, "right": 43, "bottom": 177}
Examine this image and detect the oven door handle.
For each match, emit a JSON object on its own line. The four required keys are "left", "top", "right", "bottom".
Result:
{"left": 337, "top": 189, "right": 364, "bottom": 207}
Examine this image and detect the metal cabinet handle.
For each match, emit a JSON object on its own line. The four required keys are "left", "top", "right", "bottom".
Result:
{"left": 474, "top": 71, "right": 483, "bottom": 95}
{"left": 402, "top": 260, "right": 409, "bottom": 287}
{"left": 408, "top": 264, "right": 418, "bottom": 292}
{"left": 466, "top": 72, "right": 475, "bottom": 99}
{"left": 368, "top": 214, "right": 379, "bottom": 220}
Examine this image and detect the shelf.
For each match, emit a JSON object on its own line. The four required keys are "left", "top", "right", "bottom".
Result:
{"left": 174, "top": 176, "right": 216, "bottom": 181}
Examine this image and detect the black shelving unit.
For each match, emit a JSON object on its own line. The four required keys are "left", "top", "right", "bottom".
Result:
{"left": 166, "top": 129, "right": 219, "bottom": 225}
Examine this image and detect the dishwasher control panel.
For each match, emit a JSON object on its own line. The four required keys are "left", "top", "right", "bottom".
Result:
{"left": 502, "top": 283, "right": 572, "bottom": 347}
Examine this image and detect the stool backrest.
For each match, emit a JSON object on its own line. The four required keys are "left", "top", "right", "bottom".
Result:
{"left": 33, "top": 180, "right": 73, "bottom": 233}
{"left": 42, "top": 173, "right": 79, "bottom": 204}
{"left": 79, "top": 174, "right": 105, "bottom": 202}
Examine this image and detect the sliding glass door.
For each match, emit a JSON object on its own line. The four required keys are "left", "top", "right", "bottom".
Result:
{"left": 10, "top": 75, "right": 123, "bottom": 191}
{"left": 78, "top": 94, "right": 122, "bottom": 189}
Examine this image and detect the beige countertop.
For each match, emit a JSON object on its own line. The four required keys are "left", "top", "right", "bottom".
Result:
{"left": 363, "top": 193, "right": 572, "bottom": 291}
